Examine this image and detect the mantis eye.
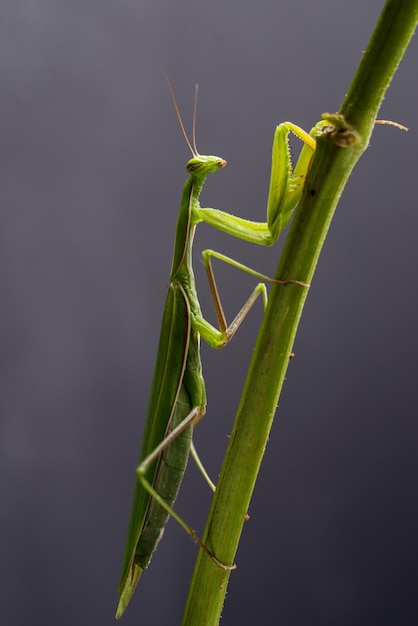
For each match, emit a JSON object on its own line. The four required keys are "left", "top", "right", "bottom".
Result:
{"left": 186, "top": 158, "right": 204, "bottom": 173}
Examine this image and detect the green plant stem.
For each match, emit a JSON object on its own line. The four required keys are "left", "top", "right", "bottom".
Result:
{"left": 181, "top": 1, "right": 418, "bottom": 624}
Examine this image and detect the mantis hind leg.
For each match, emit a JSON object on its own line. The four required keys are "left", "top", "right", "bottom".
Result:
{"left": 136, "top": 406, "right": 235, "bottom": 571}
{"left": 190, "top": 441, "right": 216, "bottom": 492}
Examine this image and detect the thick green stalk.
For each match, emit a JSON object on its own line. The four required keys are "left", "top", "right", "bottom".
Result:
{"left": 181, "top": 1, "right": 418, "bottom": 624}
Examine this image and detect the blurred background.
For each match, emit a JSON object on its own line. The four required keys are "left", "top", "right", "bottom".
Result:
{"left": 1, "top": 2, "right": 417, "bottom": 624}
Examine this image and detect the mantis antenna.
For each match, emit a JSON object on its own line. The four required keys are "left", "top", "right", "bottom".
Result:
{"left": 192, "top": 83, "right": 199, "bottom": 156}
{"left": 164, "top": 72, "right": 199, "bottom": 157}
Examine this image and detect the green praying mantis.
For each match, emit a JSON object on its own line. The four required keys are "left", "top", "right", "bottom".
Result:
{"left": 115, "top": 81, "right": 319, "bottom": 619}
{"left": 115, "top": 80, "right": 407, "bottom": 618}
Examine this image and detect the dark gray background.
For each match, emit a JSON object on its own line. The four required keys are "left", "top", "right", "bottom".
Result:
{"left": 1, "top": 2, "right": 417, "bottom": 625}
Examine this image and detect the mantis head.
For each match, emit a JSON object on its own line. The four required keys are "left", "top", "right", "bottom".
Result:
{"left": 186, "top": 155, "right": 227, "bottom": 175}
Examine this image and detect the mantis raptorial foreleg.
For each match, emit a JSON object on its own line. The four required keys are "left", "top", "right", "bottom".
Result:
{"left": 196, "top": 121, "right": 321, "bottom": 247}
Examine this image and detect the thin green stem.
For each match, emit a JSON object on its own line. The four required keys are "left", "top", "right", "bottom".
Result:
{"left": 181, "top": 1, "right": 418, "bottom": 624}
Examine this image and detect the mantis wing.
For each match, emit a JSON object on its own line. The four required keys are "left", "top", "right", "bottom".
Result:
{"left": 116, "top": 283, "right": 191, "bottom": 616}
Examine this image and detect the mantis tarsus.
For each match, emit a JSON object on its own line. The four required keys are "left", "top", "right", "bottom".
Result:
{"left": 116, "top": 86, "right": 406, "bottom": 618}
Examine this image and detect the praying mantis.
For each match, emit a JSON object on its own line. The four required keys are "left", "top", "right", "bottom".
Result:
{"left": 115, "top": 81, "right": 320, "bottom": 619}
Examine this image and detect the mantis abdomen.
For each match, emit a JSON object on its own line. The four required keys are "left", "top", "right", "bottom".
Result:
{"left": 134, "top": 384, "right": 194, "bottom": 569}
